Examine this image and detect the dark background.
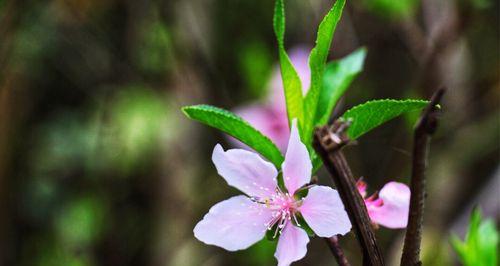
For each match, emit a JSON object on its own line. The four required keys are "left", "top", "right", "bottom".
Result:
{"left": 0, "top": 0, "right": 498, "bottom": 265}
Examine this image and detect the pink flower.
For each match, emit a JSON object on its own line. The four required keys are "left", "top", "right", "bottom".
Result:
{"left": 356, "top": 179, "right": 410, "bottom": 229}
{"left": 231, "top": 47, "right": 311, "bottom": 152}
{"left": 194, "top": 122, "right": 351, "bottom": 266}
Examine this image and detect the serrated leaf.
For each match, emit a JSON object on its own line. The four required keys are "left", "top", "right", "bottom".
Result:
{"left": 273, "top": 0, "right": 304, "bottom": 127}
{"left": 316, "top": 47, "right": 367, "bottom": 125}
{"left": 450, "top": 234, "right": 467, "bottom": 261}
{"left": 478, "top": 221, "right": 498, "bottom": 266}
{"left": 450, "top": 208, "right": 499, "bottom": 266}
{"left": 182, "top": 105, "right": 284, "bottom": 167}
{"left": 303, "top": 0, "right": 346, "bottom": 145}
{"left": 340, "top": 99, "right": 429, "bottom": 139}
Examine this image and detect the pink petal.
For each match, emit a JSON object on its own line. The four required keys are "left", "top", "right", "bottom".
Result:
{"left": 282, "top": 121, "right": 312, "bottom": 195}
{"left": 274, "top": 223, "right": 310, "bottom": 266}
{"left": 368, "top": 182, "right": 410, "bottom": 229}
{"left": 299, "top": 186, "right": 351, "bottom": 237}
{"left": 193, "top": 195, "right": 274, "bottom": 251}
{"left": 356, "top": 179, "right": 367, "bottom": 198}
{"left": 232, "top": 104, "right": 290, "bottom": 153}
{"left": 212, "top": 144, "right": 278, "bottom": 198}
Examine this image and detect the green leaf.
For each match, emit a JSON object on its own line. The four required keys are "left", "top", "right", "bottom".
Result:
{"left": 182, "top": 105, "right": 284, "bottom": 167}
{"left": 312, "top": 154, "right": 323, "bottom": 173}
{"left": 273, "top": 0, "right": 304, "bottom": 127}
{"left": 340, "top": 99, "right": 429, "bottom": 139}
{"left": 295, "top": 216, "right": 315, "bottom": 237}
{"left": 266, "top": 225, "right": 279, "bottom": 241}
{"left": 450, "top": 234, "right": 467, "bottom": 262}
{"left": 479, "top": 221, "right": 498, "bottom": 266}
{"left": 242, "top": 239, "right": 277, "bottom": 265}
{"left": 303, "top": 0, "right": 346, "bottom": 145}
{"left": 316, "top": 47, "right": 367, "bottom": 125}
{"left": 450, "top": 208, "right": 499, "bottom": 266}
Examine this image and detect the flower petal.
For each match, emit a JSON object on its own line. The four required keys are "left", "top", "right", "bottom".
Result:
{"left": 212, "top": 144, "right": 278, "bottom": 198}
{"left": 368, "top": 181, "right": 410, "bottom": 229}
{"left": 281, "top": 121, "right": 312, "bottom": 195}
{"left": 193, "top": 195, "right": 274, "bottom": 251}
{"left": 232, "top": 105, "right": 289, "bottom": 153}
{"left": 356, "top": 179, "right": 367, "bottom": 198}
{"left": 299, "top": 186, "right": 351, "bottom": 237}
{"left": 274, "top": 223, "right": 310, "bottom": 266}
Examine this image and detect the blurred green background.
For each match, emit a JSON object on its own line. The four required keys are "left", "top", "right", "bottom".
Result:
{"left": 0, "top": 0, "right": 498, "bottom": 265}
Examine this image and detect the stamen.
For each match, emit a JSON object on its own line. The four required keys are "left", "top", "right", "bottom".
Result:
{"left": 292, "top": 213, "right": 301, "bottom": 226}
{"left": 256, "top": 187, "right": 303, "bottom": 237}
{"left": 273, "top": 220, "right": 283, "bottom": 238}
{"left": 250, "top": 196, "right": 266, "bottom": 204}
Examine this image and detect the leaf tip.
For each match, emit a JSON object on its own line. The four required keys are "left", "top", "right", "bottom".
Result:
{"left": 181, "top": 105, "right": 197, "bottom": 118}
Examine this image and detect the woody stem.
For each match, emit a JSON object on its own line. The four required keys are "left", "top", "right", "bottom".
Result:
{"left": 313, "top": 122, "right": 384, "bottom": 266}
{"left": 400, "top": 88, "right": 444, "bottom": 265}
{"left": 324, "top": 236, "right": 351, "bottom": 266}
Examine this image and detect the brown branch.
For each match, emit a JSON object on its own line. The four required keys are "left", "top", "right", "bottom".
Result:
{"left": 324, "top": 236, "right": 351, "bottom": 266}
{"left": 313, "top": 122, "right": 384, "bottom": 266}
{"left": 0, "top": 0, "right": 22, "bottom": 83}
{"left": 400, "top": 88, "right": 445, "bottom": 266}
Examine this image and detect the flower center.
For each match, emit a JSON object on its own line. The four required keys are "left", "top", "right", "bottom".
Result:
{"left": 251, "top": 187, "right": 302, "bottom": 237}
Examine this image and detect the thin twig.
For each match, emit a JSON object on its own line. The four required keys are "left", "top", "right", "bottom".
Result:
{"left": 324, "top": 236, "right": 351, "bottom": 266}
{"left": 313, "top": 122, "right": 384, "bottom": 266}
{"left": 400, "top": 88, "right": 445, "bottom": 266}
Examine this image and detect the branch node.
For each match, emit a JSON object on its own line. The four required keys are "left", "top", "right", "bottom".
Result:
{"left": 317, "top": 120, "right": 351, "bottom": 152}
